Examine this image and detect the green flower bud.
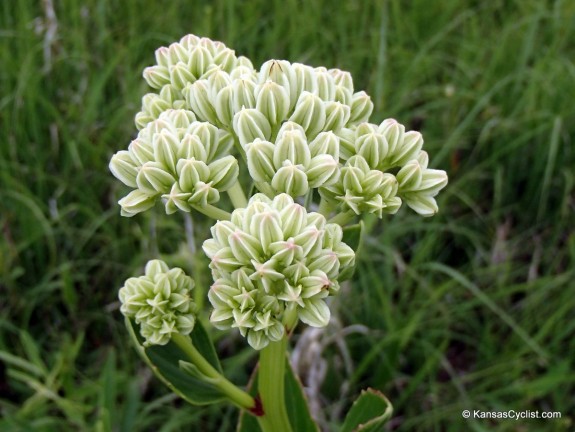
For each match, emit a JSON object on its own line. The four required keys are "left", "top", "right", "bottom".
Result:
{"left": 356, "top": 132, "right": 389, "bottom": 169}
{"left": 142, "top": 93, "right": 171, "bottom": 118}
{"left": 237, "top": 56, "right": 254, "bottom": 69}
{"left": 233, "top": 108, "right": 272, "bottom": 147}
{"left": 315, "top": 67, "right": 336, "bottom": 101}
{"left": 323, "top": 101, "right": 351, "bottom": 132}
{"left": 168, "top": 42, "right": 190, "bottom": 64}
{"left": 397, "top": 160, "right": 423, "bottom": 191}
{"left": 230, "top": 65, "right": 257, "bottom": 80}
{"left": 246, "top": 139, "right": 276, "bottom": 183}
{"left": 273, "top": 129, "right": 311, "bottom": 168}
{"left": 299, "top": 269, "right": 330, "bottom": 298}
{"left": 143, "top": 66, "right": 171, "bottom": 89}
{"left": 162, "top": 183, "right": 192, "bottom": 214}
{"left": 231, "top": 78, "right": 257, "bottom": 112}
{"left": 271, "top": 162, "right": 309, "bottom": 197}
{"left": 348, "top": 91, "right": 374, "bottom": 125}
{"left": 309, "top": 131, "right": 340, "bottom": 159}
{"left": 208, "top": 156, "right": 239, "bottom": 191}
{"left": 163, "top": 109, "right": 197, "bottom": 130}
{"left": 292, "top": 63, "right": 318, "bottom": 98}
{"left": 378, "top": 119, "right": 404, "bottom": 155}
{"left": 336, "top": 128, "right": 356, "bottom": 161}
{"left": 299, "top": 298, "right": 330, "bottom": 327}
{"left": 177, "top": 158, "right": 210, "bottom": 192}
{"left": 118, "top": 190, "right": 156, "bottom": 217}
{"left": 214, "top": 84, "right": 234, "bottom": 126}
{"left": 187, "top": 121, "right": 219, "bottom": 162}
{"left": 179, "top": 133, "right": 208, "bottom": 161}
{"left": 402, "top": 194, "right": 438, "bottom": 216}
{"left": 289, "top": 91, "right": 326, "bottom": 139}
{"left": 137, "top": 162, "right": 176, "bottom": 194}
{"left": 154, "top": 46, "right": 171, "bottom": 68}
{"left": 189, "top": 181, "right": 220, "bottom": 206}
{"left": 184, "top": 80, "right": 218, "bottom": 124}
{"left": 189, "top": 45, "right": 214, "bottom": 78}
{"left": 276, "top": 121, "right": 305, "bottom": 138}
{"left": 203, "top": 65, "right": 230, "bottom": 90}
{"left": 394, "top": 130, "right": 423, "bottom": 166}
{"left": 179, "top": 34, "right": 200, "bottom": 50}
{"left": 279, "top": 202, "right": 306, "bottom": 239}
{"left": 329, "top": 68, "right": 354, "bottom": 94}
{"left": 256, "top": 80, "right": 290, "bottom": 125}
{"left": 258, "top": 60, "right": 296, "bottom": 108}
{"left": 334, "top": 86, "right": 351, "bottom": 106}
{"left": 119, "top": 260, "right": 197, "bottom": 346}
{"left": 250, "top": 211, "right": 284, "bottom": 253}
{"left": 229, "top": 230, "right": 262, "bottom": 264}
{"left": 109, "top": 150, "right": 138, "bottom": 188}
{"left": 152, "top": 129, "right": 179, "bottom": 174}
{"left": 214, "top": 130, "right": 235, "bottom": 160}
{"left": 135, "top": 112, "right": 155, "bottom": 130}
{"left": 169, "top": 62, "right": 196, "bottom": 90}
{"left": 306, "top": 154, "right": 340, "bottom": 188}
{"left": 159, "top": 85, "right": 184, "bottom": 106}
{"left": 213, "top": 48, "right": 238, "bottom": 72}
{"left": 308, "top": 251, "right": 340, "bottom": 279}
{"left": 418, "top": 169, "right": 448, "bottom": 196}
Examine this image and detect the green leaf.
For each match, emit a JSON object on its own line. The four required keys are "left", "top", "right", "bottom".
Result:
{"left": 342, "top": 221, "right": 364, "bottom": 252}
{"left": 341, "top": 389, "right": 393, "bottom": 432}
{"left": 339, "top": 221, "right": 364, "bottom": 281}
{"left": 237, "top": 356, "right": 319, "bottom": 432}
{"left": 125, "top": 318, "right": 226, "bottom": 405}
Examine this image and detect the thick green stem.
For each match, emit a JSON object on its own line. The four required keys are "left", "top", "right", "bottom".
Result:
{"left": 171, "top": 334, "right": 255, "bottom": 411}
{"left": 191, "top": 203, "right": 231, "bottom": 221}
{"left": 258, "top": 336, "right": 293, "bottom": 432}
{"left": 328, "top": 210, "right": 356, "bottom": 226}
{"left": 228, "top": 181, "right": 248, "bottom": 209}
{"left": 318, "top": 197, "right": 334, "bottom": 217}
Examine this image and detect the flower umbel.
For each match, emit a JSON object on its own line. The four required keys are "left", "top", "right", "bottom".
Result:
{"left": 119, "top": 260, "right": 198, "bottom": 346}
{"left": 203, "top": 194, "right": 355, "bottom": 350}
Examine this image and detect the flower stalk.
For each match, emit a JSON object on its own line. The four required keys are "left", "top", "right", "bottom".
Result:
{"left": 258, "top": 334, "right": 293, "bottom": 432}
{"left": 171, "top": 333, "right": 255, "bottom": 411}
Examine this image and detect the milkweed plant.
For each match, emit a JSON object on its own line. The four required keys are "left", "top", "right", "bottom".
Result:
{"left": 110, "top": 34, "right": 447, "bottom": 431}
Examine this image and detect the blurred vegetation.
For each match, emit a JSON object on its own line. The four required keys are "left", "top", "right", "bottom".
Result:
{"left": 1, "top": 0, "right": 574, "bottom": 431}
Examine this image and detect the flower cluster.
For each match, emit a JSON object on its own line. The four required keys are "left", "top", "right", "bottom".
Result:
{"left": 320, "top": 119, "right": 448, "bottom": 217}
{"left": 245, "top": 122, "right": 340, "bottom": 197}
{"left": 119, "top": 260, "right": 198, "bottom": 346}
{"left": 136, "top": 35, "right": 254, "bottom": 129}
{"left": 202, "top": 194, "right": 355, "bottom": 350}
{"left": 109, "top": 109, "right": 238, "bottom": 216}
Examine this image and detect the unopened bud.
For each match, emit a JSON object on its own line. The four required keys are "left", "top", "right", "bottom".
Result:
{"left": 246, "top": 139, "right": 276, "bottom": 182}
{"left": 306, "top": 154, "right": 340, "bottom": 188}
{"left": 256, "top": 80, "right": 290, "bottom": 125}
{"left": 271, "top": 162, "right": 309, "bottom": 197}
{"left": 184, "top": 80, "right": 218, "bottom": 124}
{"left": 323, "top": 101, "right": 350, "bottom": 132}
{"left": 273, "top": 129, "right": 311, "bottom": 168}
{"left": 348, "top": 91, "right": 373, "bottom": 125}
{"left": 289, "top": 91, "right": 326, "bottom": 139}
{"left": 309, "top": 131, "right": 339, "bottom": 159}
{"left": 232, "top": 108, "right": 272, "bottom": 147}
{"left": 143, "top": 65, "right": 170, "bottom": 89}
{"left": 109, "top": 150, "right": 138, "bottom": 188}
{"left": 208, "top": 156, "right": 239, "bottom": 191}
{"left": 177, "top": 158, "right": 210, "bottom": 192}
{"left": 118, "top": 190, "right": 156, "bottom": 217}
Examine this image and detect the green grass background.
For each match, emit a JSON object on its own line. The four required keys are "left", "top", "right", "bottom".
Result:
{"left": 1, "top": 0, "right": 574, "bottom": 431}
